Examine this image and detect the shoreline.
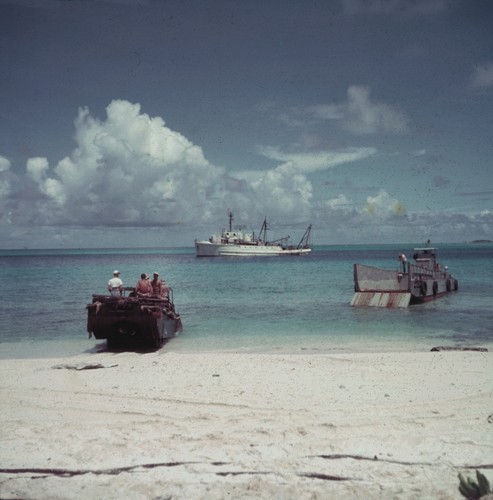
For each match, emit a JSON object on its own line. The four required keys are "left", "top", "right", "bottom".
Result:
{"left": 2, "top": 335, "right": 493, "bottom": 361}
{"left": 1, "top": 349, "right": 492, "bottom": 499}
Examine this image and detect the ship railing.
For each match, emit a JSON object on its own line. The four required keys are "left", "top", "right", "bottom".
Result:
{"left": 409, "top": 263, "right": 449, "bottom": 280}
{"left": 92, "top": 286, "right": 174, "bottom": 305}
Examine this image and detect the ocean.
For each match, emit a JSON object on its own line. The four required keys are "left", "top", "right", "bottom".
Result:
{"left": 1, "top": 243, "right": 492, "bottom": 359}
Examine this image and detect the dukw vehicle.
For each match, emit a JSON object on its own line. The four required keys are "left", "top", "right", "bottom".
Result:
{"left": 87, "top": 287, "right": 182, "bottom": 349}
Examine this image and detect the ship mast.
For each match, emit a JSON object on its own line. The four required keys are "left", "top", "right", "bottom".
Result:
{"left": 228, "top": 211, "right": 233, "bottom": 232}
{"left": 258, "top": 217, "right": 268, "bottom": 242}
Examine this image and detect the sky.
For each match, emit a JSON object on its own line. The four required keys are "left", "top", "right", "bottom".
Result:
{"left": 0, "top": 0, "right": 492, "bottom": 248}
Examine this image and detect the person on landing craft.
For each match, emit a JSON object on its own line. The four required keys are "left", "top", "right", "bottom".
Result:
{"left": 135, "top": 273, "right": 152, "bottom": 296}
{"left": 107, "top": 270, "right": 123, "bottom": 296}
{"left": 151, "top": 272, "right": 169, "bottom": 298}
{"left": 398, "top": 254, "right": 407, "bottom": 273}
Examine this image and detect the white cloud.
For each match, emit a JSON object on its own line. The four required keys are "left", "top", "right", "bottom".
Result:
{"left": 26, "top": 157, "right": 49, "bottom": 183}
{"left": 0, "top": 155, "right": 11, "bottom": 173}
{"left": 363, "top": 189, "right": 407, "bottom": 217}
{"left": 234, "top": 146, "right": 377, "bottom": 221}
{"left": 251, "top": 169, "right": 313, "bottom": 216}
{"left": 24, "top": 100, "right": 224, "bottom": 226}
{"left": 325, "top": 194, "right": 351, "bottom": 209}
{"left": 3, "top": 100, "right": 490, "bottom": 247}
{"left": 471, "top": 61, "right": 493, "bottom": 89}
{"left": 309, "top": 85, "right": 409, "bottom": 135}
{"left": 256, "top": 146, "right": 376, "bottom": 175}
{"left": 16, "top": 100, "right": 375, "bottom": 230}
{"left": 27, "top": 157, "right": 66, "bottom": 204}
{"left": 344, "top": 86, "right": 409, "bottom": 134}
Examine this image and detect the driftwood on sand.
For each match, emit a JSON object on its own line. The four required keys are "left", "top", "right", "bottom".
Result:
{"left": 430, "top": 346, "right": 488, "bottom": 352}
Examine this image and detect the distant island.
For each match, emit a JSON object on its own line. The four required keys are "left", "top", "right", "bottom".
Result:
{"left": 470, "top": 239, "right": 492, "bottom": 243}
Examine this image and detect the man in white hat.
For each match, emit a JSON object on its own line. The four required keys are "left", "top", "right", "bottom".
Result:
{"left": 108, "top": 270, "right": 123, "bottom": 296}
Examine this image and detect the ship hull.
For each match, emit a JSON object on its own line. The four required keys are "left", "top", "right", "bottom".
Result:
{"left": 195, "top": 240, "right": 311, "bottom": 257}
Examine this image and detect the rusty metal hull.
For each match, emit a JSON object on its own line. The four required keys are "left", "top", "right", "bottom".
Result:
{"left": 87, "top": 295, "right": 182, "bottom": 349}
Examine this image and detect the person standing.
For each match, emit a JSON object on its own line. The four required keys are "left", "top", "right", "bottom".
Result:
{"left": 151, "top": 272, "right": 163, "bottom": 296}
{"left": 151, "top": 272, "right": 169, "bottom": 298}
{"left": 135, "top": 273, "right": 152, "bottom": 295}
{"left": 108, "top": 270, "right": 123, "bottom": 296}
{"left": 398, "top": 254, "right": 407, "bottom": 273}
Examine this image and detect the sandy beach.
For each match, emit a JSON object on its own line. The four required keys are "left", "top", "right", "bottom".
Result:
{"left": 1, "top": 349, "right": 492, "bottom": 499}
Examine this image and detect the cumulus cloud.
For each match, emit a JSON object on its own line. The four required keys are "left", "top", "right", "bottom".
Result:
{"left": 309, "top": 188, "right": 492, "bottom": 243}
{"left": 4, "top": 99, "right": 489, "bottom": 247}
{"left": 0, "top": 155, "right": 11, "bottom": 173}
{"left": 310, "top": 189, "right": 412, "bottom": 242}
{"left": 363, "top": 189, "right": 407, "bottom": 217}
{"left": 309, "top": 85, "right": 409, "bottom": 135}
{"left": 24, "top": 100, "right": 225, "bottom": 227}
{"left": 26, "top": 157, "right": 49, "bottom": 183}
{"left": 232, "top": 146, "right": 377, "bottom": 221}
{"left": 325, "top": 194, "right": 352, "bottom": 210}
{"left": 471, "top": 61, "right": 493, "bottom": 89}
{"left": 11, "top": 100, "right": 381, "bottom": 232}
{"left": 319, "top": 190, "right": 407, "bottom": 220}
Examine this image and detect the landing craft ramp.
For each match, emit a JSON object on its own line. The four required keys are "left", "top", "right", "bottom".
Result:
{"left": 351, "top": 291, "right": 411, "bottom": 308}
{"left": 352, "top": 263, "right": 411, "bottom": 307}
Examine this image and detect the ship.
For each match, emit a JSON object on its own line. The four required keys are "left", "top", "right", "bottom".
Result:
{"left": 351, "top": 244, "right": 459, "bottom": 307}
{"left": 195, "top": 212, "right": 312, "bottom": 257}
{"left": 86, "top": 287, "right": 182, "bottom": 349}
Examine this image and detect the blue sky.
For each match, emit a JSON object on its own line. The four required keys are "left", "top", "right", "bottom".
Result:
{"left": 0, "top": 0, "right": 492, "bottom": 248}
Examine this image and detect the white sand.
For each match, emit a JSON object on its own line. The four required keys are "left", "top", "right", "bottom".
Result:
{"left": 1, "top": 349, "right": 492, "bottom": 499}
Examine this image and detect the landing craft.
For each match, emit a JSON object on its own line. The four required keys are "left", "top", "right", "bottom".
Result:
{"left": 87, "top": 286, "right": 182, "bottom": 349}
{"left": 351, "top": 244, "right": 458, "bottom": 307}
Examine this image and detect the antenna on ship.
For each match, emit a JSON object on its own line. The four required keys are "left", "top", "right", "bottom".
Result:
{"left": 228, "top": 211, "right": 233, "bottom": 232}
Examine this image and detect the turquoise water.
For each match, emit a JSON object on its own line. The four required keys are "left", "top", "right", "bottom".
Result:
{"left": 0, "top": 243, "right": 492, "bottom": 358}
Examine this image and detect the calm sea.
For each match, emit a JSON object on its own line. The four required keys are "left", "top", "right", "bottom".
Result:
{"left": 0, "top": 243, "right": 492, "bottom": 359}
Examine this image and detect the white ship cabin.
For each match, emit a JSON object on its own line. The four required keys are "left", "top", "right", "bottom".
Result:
{"left": 209, "top": 229, "right": 255, "bottom": 244}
